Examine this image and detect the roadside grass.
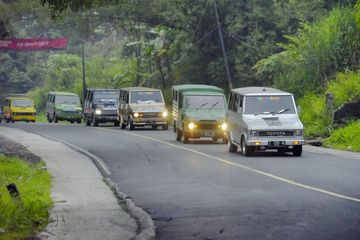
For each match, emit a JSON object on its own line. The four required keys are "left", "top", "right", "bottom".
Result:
{"left": 0, "top": 155, "right": 52, "bottom": 239}
{"left": 323, "top": 121, "right": 360, "bottom": 151}
{"left": 36, "top": 111, "right": 48, "bottom": 123}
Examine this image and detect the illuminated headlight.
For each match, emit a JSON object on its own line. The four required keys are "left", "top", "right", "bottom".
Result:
{"left": 294, "top": 130, "right": 303, "bottom": 136}
{"left": 95, "top": 109, "right": 102, "bottom": 115}
{"left": 162, "top": 111, "right": 168, "bottom": 118}
{"left": 249, "top": 130, "right": 259, "bottom": 137}
{"left": 188, "top": 122, "right": 195, "bottom": 130}
{"left": 221, "top": 123, "right": 228, "bottom": 130}
{"left": 133, "top": 112, "right": 140, "bottom": 118}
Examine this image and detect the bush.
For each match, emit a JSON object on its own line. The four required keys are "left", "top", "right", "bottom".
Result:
{"left": 323, "top": 120, "right": 360, "bottom": 151}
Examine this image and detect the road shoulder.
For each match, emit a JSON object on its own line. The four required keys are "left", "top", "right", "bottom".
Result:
{"left": 0, "top": 126, "right": 138, "bottom": 240}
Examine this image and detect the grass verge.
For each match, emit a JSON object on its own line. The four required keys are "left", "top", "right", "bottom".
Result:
{"left": 323, "top": 120, "right": 360, "bottom": 151}
{"left": 0, "top": 155, "right": 52, "bottom": 239}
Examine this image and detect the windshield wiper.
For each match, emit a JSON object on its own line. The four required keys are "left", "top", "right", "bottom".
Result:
{"left": 196, "top": 102, "right": 209, "bottom": 110}
{"left": 254, "top": 111, "right": 275, "bottom": 116}
{"left": 209, "top": 101, "right": 219, "bottom": 110}
{"left": 277, "top": 108, "right": 290, "bottom": 114}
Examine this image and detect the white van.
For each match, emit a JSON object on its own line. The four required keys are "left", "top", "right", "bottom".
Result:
{"left": 226, "top": 87, "right": 304, "bottom": 156}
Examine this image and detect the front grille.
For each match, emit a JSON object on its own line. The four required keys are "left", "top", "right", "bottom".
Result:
{"left": 197, "top": 123, "right": 218, "bottom": 130}
{"left": 100, "top": 109, "right": 117, "bottom": 115}
{"left": 13, "top": 112, "right": 35, "bottom": 116}
{"left": 259, "top": 131, "right": 293, "bottom": 137}
{"left": 143, "top": 112, "right": 161, "bottom": 118}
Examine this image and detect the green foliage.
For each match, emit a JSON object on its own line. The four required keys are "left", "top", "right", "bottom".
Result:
{"left": 327, "top": 70, "right": 360, "bottom": 108}
{"left": 356, "top": 0, "right": 360, "bottom": 28}
{"left": 254, "top": 7, "right": 360, "bottom": 98}
{"left": 0, "top": 156, "right": 52, "bottom": 239}
{"left": 323, "top": 120, "right": 360, "bottom": 151}
{"left": 298, "top": 93, "right": 332, "bottom": 138}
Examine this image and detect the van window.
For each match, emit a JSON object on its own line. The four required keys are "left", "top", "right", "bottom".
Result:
{"left": 244, "top": 95, "right": 296, "bottom": 114}
{"left": 130, "top": 91, "right": 163, "bottom": 104}
{"left": 93, "top": 91, "right": 119, "bottom": 101}
{"left": 11, "top": 99, "right": 33, "bottom": 107}
{"left": 55, "top": 95, "right": 80, "bottom": 104}
{"left": 184, "top": 95, "right": 225, "bottom": 109}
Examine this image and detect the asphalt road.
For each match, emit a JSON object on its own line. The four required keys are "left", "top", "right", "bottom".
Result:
{"left": 5, "top": 122, "right": 360, "bottom": 240}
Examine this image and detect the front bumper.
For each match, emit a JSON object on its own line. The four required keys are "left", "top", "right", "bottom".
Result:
{"left": 132, "top": 117, "right": 168, "bottom": 126}
{"left": 95, "top": 115, "right": 118, "bottom": 122}
{"left": 56, "top": 112, "right": 82, "bottom": 120}
{"left": 186, "top": 129, "right": 226, "bottom": 139}
{"left": 12, "top": 115, "right": 36, "bottom": 121}
{"left": 246, "top": 137, "right": 304, "bottom": 148}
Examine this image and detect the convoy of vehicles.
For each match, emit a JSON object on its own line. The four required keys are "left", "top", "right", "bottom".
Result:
{"left": 83, "top": 89, "right": 120, "bottom": 127}
{"left": 46, "top": 91, "right": 82, "bottom": 124}
{"left": 118, "top": 87, "right": 168, "bottom": 130}
{"left": 1, "top": 96, "right": 36, "bottom": 123}
{"left": 2, "top": 85, "right": 304, "bottom": 157}
{"left": 226, "top": 87, "right": 304, "bottom": 156}
{"left": 171, "top": 84, "right": 228, "bottom": 144}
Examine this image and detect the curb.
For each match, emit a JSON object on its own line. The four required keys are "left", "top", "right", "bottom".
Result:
{"left": 32, "top": 133, "right": 156, "bottom": 240}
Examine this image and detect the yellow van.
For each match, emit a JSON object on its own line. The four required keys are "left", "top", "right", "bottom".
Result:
{"left": 2, "top": 97, "right": 36, "bottom": 123}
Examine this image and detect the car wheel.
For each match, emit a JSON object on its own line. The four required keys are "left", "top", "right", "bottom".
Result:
{"left": 5, "top": 117, "right": 10, "bottom": 123}
{"left": 70, "top": 120, "right": 74, "bottom": 124}
{"left": 176, "top": 127, "right": 182, "bottom": 141}
{"left": 85, "top": 117, "right": 91, "bottom": 126}
{"left": 128, "top": 118, "right": 134, "bottom": 130}
{"left": 77, "top": 119, "right": 82, "bottom": 124}
{"left": 53, "top": 114, "right": 58, "bottom": 123}
{"left": 241, "top": 136, "right": 253, "bottom": 156}
{"left": 182, "top": 131, "right": 189, "bottom": 144}
{"left": 114, "top": 121, "right": 120, "bottom": 127}
{"left": 152, "top": 125, "right": 157, "bottom": 130}
{"left": 162, "top": 125, "right": 168, "bottom": 130}
{"left": 293, "top": 145, "right": 302, "bottom": 157}
{"left": 47, "top": 114, "right": 53, "bottom": 123}
{"left": 92, "top": 115, "right": 99, "bottom": 127}
{"left": 228, "top": 137, "right": 238, "bottom": 153}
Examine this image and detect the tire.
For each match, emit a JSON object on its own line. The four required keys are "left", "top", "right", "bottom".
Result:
{"left": 70, "top": 120, "right": 74, "bottom": 124}
{"left": 228, "top": 137, "right": 238, "bottom": 153}
{"left": 85, "top": 117, "right": 91, "bottom": 126}
{"left": 162, "top": 125, "right": 169, "bottom": 130}
{"left": 53, "top": 114, "right": 58, "bottom": 123}
{"left": 114, "top": 121, "right": 120, "bottom": 127}
{"left": 128, "top": 118, "right": 134, "bottom": 130}
{"left": 92, "top": 115, "right": 99, "bottom": 127}
{"left": 47, "top": 114, "right": 53, "bottom": 123}
{"left": 182, "top": 131, "right": 189, "bottom": 144}
{"left": 176, "top": 127, "right": 182, "bottom": 141}
{"left": 77, "top": 119, "right": 82, "bottom": 124}
{"left": 241, "top": 136, "right": 253, "bottom": 156}
{"left": 293, "top": 145, "right": 302, "bottom": 157}
{"left": 152, "top": 125, "right": 157, "bottom": 130}
{"left": 6, "top": 118, "right": 10, "bottom": 123}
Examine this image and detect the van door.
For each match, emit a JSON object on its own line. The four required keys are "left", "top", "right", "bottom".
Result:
{"left": 227, "top": 93, "right": 243, "bottom": 145}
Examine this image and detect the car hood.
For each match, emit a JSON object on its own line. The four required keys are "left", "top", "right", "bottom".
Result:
{"left": 183, "top": 109, "right": 226, "bottom": 121}
{"left": 243, "top": 114, "right": 303, "bottom": 130}
{"left": 129, "top": 103, "right": 167, "bottom": 113}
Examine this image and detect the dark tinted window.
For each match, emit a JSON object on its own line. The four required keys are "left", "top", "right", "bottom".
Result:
{"left": 184, "top": 95, "right": 225, "bottom": 109}
{"left": 130, "top": 91, "right": 163, "bottom": 103}
{"left": 244, "top": 95, "right": 296, "bottom": 114}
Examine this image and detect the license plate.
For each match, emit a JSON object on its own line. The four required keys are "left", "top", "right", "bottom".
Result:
{"left": 270, "top": 141, "right": 281, "bottom": 146}
{"left": 202, "top": 132, "right": 214, "bottom": 137}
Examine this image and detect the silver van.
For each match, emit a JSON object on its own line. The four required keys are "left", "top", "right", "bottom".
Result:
{"left": 118, "top": 87, "right": 168, "bottom": 130}
{"left": 226, "top": 87, "right": 304, "bottom": 156}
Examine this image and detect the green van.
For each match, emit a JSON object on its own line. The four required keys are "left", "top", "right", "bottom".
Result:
{"left": 172, "top": 84, "right": 228, "bottom": 144}
{"left": 46, "top": 91, "right": 82, "bottom": 123}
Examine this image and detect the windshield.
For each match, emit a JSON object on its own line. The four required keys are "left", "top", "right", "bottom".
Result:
{"left": 11, "top": 99, "right": 33, "bottom": 107}
{"left": 55, "top": 95, "right": 80, "bottom": 105}
{"left": 244, "top": 95, "right": 296, "bottom": 114}
{"left": 130, "top": 91, "right": 163, "bottom": 104}
{"left": 93, "top": 91, "right": 119, "bottom": 104}
{"left": 184, "top": 95, "right": 225, "bottom": 109}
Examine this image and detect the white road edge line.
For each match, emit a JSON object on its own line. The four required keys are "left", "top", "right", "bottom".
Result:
{"left": 104, "top": 128, "right": 360, "bottom": 204}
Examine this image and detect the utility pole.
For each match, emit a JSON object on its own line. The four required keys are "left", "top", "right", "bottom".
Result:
{"left": 213, "top": 0, "right": 233, "bottom": 90}
{"left": 81, "top": 41, "right": 86, "bottom": 102}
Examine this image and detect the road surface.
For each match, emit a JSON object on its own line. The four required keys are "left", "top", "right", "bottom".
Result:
{"left": 5, "top": 122, "right": 360, "bottom": 240}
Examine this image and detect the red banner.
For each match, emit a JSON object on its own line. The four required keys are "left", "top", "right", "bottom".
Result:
{"left": 0, "top": 38, "right": 67, "bottom": 50}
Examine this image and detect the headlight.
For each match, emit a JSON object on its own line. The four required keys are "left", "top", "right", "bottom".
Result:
{"left": 133, "top": 112, "right": 140, "bottom": 118}
{"left": 188, "top": 122, "right": 195, "bottom": 130}
{"left": 249, "top": 130, "right": 259, "bottom": 137}
{"left": 221, "top": 123, "right": 228, "bottom": 130}
{"left": 95, "top": 109, "right": 102, "bottom": 115}
{"left": 294, "top": 130, "right": 303, "bottom": 136}
{"left": 162, "top": 111, "right": 168, "bottom": 118}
